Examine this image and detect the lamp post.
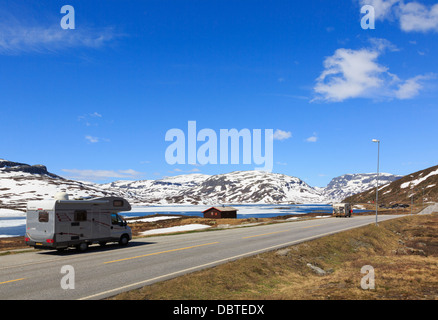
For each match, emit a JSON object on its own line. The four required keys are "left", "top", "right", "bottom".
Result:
{"left": 372, "top": 139, "right": 380, "bottom": 226}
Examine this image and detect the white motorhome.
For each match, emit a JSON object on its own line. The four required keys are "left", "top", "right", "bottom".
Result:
{"left": 25, "top": 193, "right": 132, "bottom": 252}
{"left": 332, "top": 203, "right": 352, "bottom": 218}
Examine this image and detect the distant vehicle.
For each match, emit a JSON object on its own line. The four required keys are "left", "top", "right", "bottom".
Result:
{"left": 332, "top": 203, "right": 352, "bottom": 218}
{"left": 25, "top": 193, "right": 132, "bottom": 252}
{"left": 391, "top": 203, "right": 410, "bottom": 209}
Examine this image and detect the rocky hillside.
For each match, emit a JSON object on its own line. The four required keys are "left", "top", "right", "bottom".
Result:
{"left": 0, "top": 159, "right": 116, "bottom": 211}
{"left": 323, "top": 173, "right": 401, "bottom": 202}
{"left": 0, "top": 160, "right": 61, "bottom": 178}
{"left": 343, "top": 164, "right": 438, "bottom": 205}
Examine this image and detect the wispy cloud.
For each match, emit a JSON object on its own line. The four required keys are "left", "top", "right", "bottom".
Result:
{"left": 0, "top": 5, "right": 120, "bottom": 55}
{"left": 313, "top": 38, "right": 434, "bottom": 102}
{"left": 394, "top": 74, "right": 435, "bottom": 99}
{"left": 78, "top": 112, "right": 104, "bottom": 127}
{"left": 85, "top": 135, "right": 99, "bottom": 143}
{"left": 62, "top": 168, "right": 144, "bottom": 182}
{"left": 168, "top": 168, "right": 201, "bottom": 174}
{"left": 306, "top": 133, "right": 318, "bottom": 143}
{"left": 273, "top": 129, "right": 292, "bottom": 141}
{"left": 90, "top": 112, "right": 102, "bottom": 118}
{"left": 85, "top": 135, "right": 110, "bottom": 144}
{"left": 0, "top": 24, "right": 118, "bottom": 55}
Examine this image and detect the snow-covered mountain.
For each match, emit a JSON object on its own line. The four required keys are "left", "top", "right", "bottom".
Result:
{"left": 161, "top": 171, "right": 326, "bottom": 205}
{"left": 323, "top": 173, "right": 402, "bottom": 202}
{"left": 0, "top": 158, "right": 403, "bottom": 210}
{"left": 0, "top": 159, "right": 116, "bottom": 211}
{"left": 99, "top": 174, "right": 211, "bottom": 204}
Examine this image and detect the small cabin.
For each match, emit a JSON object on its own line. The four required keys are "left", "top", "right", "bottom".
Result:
{"left": 203, "top": 206, "right": 238, "bottom": 219}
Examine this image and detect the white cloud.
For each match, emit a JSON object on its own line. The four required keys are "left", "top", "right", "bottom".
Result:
{"left": 313, "top": 47, "right": 387, "bottom": 102}
{"left": 399, "top": 2, "right": 438, "bottom": 32}
{"left": 273, "top": 129, "right": 292, "bottom": 141}
{"left": 306, "top": 133, "right": 318, "bottom": 143}
{"left": 360, "top": 0, "right": 438, "bottom": 32}
{"left": 62, "top": 169, "right": 144, "bottom": 182}
{"left": 360, "top": 0, "right": 400, "bottom": 20}
{"left": 168, "top": 168, "right": 201, "bottom": 174}
{"left": 394, "top": 74, "right": 435, "bottom": 99}
{"left": 313, "top": 39, "right": 433, "bottom": 102}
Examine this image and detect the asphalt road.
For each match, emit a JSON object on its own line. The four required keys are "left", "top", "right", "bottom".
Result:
{"left": 0, "top": 214, "right": 405, "bottom": 300}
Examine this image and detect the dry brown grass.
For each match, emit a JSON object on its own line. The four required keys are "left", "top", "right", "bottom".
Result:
{"left": 110, "top": 213, "right": 438, "bottom": 300}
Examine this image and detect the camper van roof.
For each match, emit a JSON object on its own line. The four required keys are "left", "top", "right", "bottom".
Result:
{"left": 56, "top": 199, "right": 110, "bottom": 204}
{"left": 27, "top": 200, "right": 57, "bottom": 211}
{"left": 26, "top": 196, "right": 131, "bottom": 211}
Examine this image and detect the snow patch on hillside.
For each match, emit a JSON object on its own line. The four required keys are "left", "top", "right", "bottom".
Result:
{"left": 400, "top": 169, "right": 438, "bottom": 189}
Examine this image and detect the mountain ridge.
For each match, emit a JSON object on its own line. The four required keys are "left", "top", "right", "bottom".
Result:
{"left": 0, "top": 158, "right": 403, "bottom": 210}
{"left": 343, "top": 164, "right": 438, "bottom": 205}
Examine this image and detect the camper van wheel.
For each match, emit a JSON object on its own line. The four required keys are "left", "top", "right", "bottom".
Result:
{"left": 119, "top": 234, "right": 129, "bottom": 246}
{"left": 76, "top": 242, "right": 88, "bottom": 252}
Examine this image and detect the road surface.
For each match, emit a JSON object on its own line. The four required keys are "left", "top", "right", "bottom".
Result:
{"left": 0, "top": 214, "right": 405, "bottom": 300}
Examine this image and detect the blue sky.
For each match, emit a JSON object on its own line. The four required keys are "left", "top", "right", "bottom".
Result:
{"left": 1, "top": 0, "right": 437, "bottom": 186}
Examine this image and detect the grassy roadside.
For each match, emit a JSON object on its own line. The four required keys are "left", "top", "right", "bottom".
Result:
{"left": 109, "top": 213, "right": 438, "bottom": 300}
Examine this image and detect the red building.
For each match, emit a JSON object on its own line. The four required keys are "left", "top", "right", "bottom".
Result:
{"left": 203, "top": 206, "right": 238, "bottom": 219}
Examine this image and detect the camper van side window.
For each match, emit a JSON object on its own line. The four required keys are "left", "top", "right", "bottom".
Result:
{"left": 38, "top": 211, "right": 49, "bottom": 223}
{"left": 74, "top": 210, "right": 87, "bottom": 222}
{"left": 113, "top": 200, "right": 124, "bottom": 207}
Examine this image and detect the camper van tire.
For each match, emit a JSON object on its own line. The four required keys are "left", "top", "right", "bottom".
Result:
{"left": 76, "top": 242, "right": 89, "bottom": 252}
{"left": 119, "top": 234, "right": 130, "bottom": 246}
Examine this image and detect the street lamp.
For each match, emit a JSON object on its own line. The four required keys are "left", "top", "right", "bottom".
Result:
{"left": 372, "top": 139, "right": 380, "bottom": 226}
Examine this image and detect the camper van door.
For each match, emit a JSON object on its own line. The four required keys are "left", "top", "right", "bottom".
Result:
{"left": 110, "top": 213, "right": 127, "bottom": 239}
{"left": 93, "top": 208, "right": 110, "bottom": 240}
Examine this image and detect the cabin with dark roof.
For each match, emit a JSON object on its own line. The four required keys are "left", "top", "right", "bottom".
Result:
{"left": 202, "top": 206, "right": 238, "bottom": 219}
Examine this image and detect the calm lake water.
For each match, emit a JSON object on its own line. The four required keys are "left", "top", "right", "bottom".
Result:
{"left": 0, "top": 217, "right": 27, "bottom": 238}
{"left": 123, "top": 204, "right": 335, "bottom": 219}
